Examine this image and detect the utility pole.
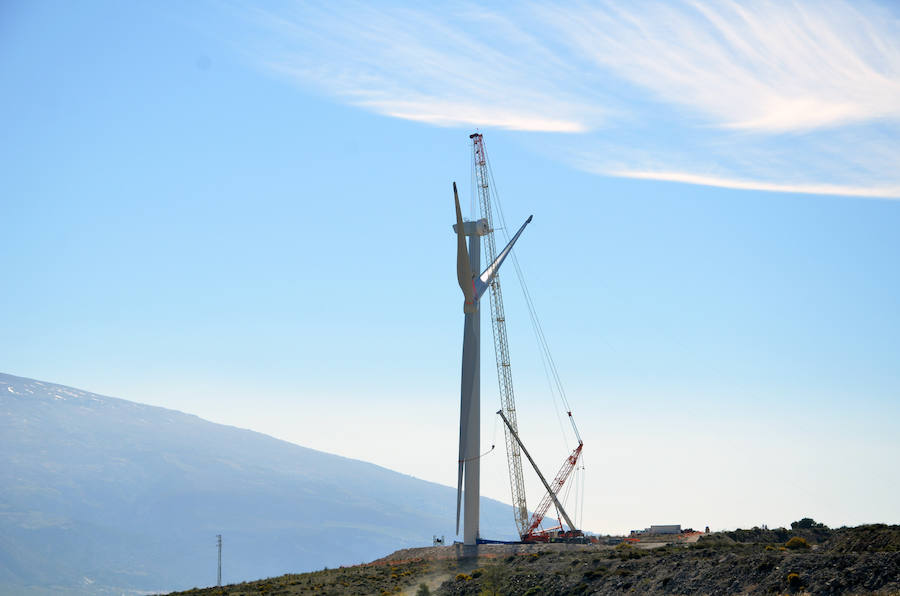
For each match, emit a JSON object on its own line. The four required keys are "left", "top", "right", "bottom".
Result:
{"left": 216, "top": 534, "right": 222, "bottom": 587}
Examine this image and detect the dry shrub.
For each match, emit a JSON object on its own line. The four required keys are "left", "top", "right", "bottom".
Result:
{"left": 785, "top": 537, "right": 810, "bottom": 550}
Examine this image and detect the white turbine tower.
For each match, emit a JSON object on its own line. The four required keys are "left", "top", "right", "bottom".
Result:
{"left": 452, "top": 182, "right": 532, "bottom": 545}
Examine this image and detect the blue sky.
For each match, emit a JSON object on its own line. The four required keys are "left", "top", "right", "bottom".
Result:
{"left": 2, "top": 0, "right": 899, "bottom": 537}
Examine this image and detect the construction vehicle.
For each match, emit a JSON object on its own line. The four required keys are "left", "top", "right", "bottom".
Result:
{"left": 497, "top": 409, "right": 584, "bottom": 542}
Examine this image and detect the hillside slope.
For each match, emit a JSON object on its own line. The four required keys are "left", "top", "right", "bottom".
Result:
{"left": 169, "top": 524, "right": 900, "bottom": 595}
{"left": 0, "top": 372, "right": 517, "bottom": 595}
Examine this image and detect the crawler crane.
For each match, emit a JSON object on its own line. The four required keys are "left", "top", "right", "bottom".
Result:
{"left": 470, "top": 133, "right": 585, "bottom": 543}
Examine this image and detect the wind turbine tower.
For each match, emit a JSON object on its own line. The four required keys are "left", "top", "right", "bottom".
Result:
{"left": 452, "top": 182, "right": 532, "bottom": 545}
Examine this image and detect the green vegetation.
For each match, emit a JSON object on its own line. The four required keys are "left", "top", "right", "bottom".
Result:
{"left": 476, "top": 565, "right": 504, "bottom": 596}
{"left": 791, "top": 517, "right": 827, "bottom": 530}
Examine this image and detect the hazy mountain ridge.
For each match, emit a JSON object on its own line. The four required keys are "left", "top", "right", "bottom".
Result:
{"left": 0, "top": 372, "right": 517, "bottom": 595}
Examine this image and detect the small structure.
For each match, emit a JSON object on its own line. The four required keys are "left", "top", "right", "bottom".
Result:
{"left": 630, "top": 524, "right": 682, "bottom": 536}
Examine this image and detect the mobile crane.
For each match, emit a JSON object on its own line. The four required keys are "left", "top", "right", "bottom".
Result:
{"left": 470, "top": 133, "right": 585, "bottom": 543}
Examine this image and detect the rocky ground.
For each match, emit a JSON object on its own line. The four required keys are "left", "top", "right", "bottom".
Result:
{"left": 165, "top": 524, "right": 900, "bottom": 595}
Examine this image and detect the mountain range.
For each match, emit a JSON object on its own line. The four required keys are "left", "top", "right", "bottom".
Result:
{"left": 0, "top": 372, "right": 518, "bottom": 595}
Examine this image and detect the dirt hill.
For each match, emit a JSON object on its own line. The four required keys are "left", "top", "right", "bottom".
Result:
{"left": 165, "top": 524, "right": 900, "bottom": 595}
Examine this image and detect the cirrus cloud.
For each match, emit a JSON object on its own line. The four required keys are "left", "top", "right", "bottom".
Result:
{"left": 243, "top": 1, "right": 900, "bottom": 199}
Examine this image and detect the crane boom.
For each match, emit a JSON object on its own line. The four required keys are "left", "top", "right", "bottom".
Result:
{"left": 497, "top": 410, "right": 581, "bottom": 538}
{"left": 471, "top": 133, "right": 529, "bottom": 538}
{"left": 524, "top": 441, "right": 583, "bottom": 538}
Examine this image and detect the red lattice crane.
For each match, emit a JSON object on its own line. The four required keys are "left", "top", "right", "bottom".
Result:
{"left": 497, "top": 410, "right": 584, "bottom": 542}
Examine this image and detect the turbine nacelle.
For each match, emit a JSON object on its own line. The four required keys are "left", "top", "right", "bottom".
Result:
{"left": 453, "top": 182, "right": 532, "bottom": 314}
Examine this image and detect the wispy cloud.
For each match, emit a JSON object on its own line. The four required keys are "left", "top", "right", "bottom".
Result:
{"left": 607, "top": 170, "right": 900, "bottom": 199}
{"left": 250, "top": 3, "right": 604, "bottom": 132}
{"left": 243, "top": 1, "right": 900, "bottom": 199}
{"left": 542, "top": 1, "right": 900, "bottom": 133}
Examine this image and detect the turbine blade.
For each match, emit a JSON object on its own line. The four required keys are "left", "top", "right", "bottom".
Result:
{"left": 474, "top": 214, "right": 532, "bottom": 299}
{"left": 456, "top": 461, "right": 463, "bottom": 534}
{"left": 454, "top": 183, "right": 475, "bottom": 306}
{"left": 456, "top": 356, "right": 472, "bottom": 535}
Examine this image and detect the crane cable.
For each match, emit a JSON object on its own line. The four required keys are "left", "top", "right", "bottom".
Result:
{"left": 555, "top": 456, "right": 587, "bottom": 530}
{"left": 458, "top": 410, "right": 500, "bottom": 463}
{"left": 485, "top": 151, "right": 582, "bottom": 447}
{"left": 485, "top": 149, "right": 587, "bottom": 533}
{"left": 458, "top": 445, "right": 495, "bottom": 463}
